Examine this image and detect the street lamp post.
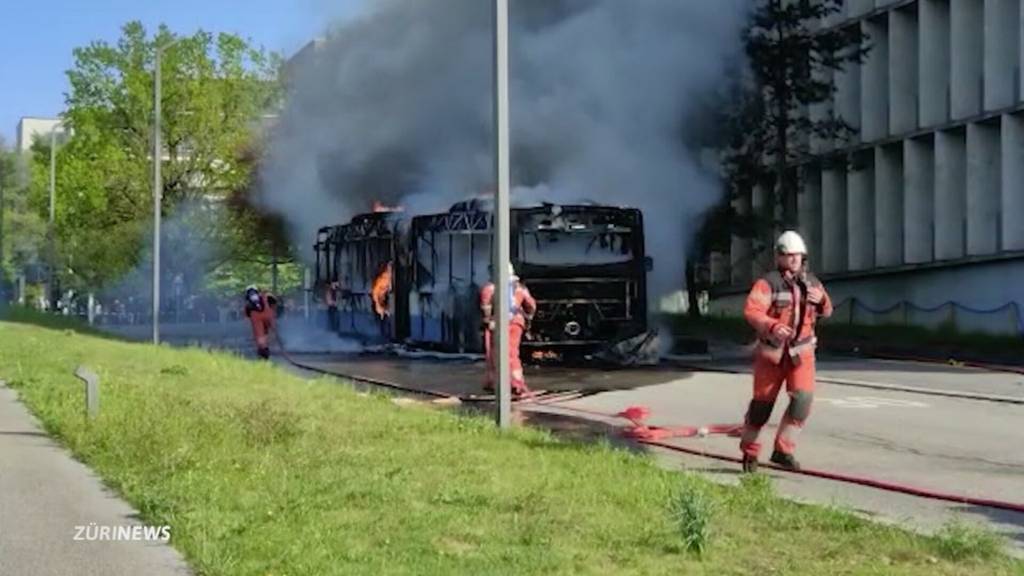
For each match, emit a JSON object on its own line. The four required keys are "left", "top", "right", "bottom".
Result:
{"left": 0, "top": 157, "right": 5, "bottom": 309}
{"left": 153, "top": 37, "right": 183, "bottom": 345}
{"left": 493, "top": 0, "right": 512, "bottom": 428}
{"left": 47, "top": 123, "right": 62, "bottom": 311}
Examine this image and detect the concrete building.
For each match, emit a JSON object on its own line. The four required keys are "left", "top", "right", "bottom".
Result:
{"left": 15, "top": 117, "right": 65, "bottom": 153}
{"left": 715, "top": 0, "right": 1024, "bottom": 336}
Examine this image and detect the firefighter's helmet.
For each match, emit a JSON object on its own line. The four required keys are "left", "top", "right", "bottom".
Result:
{"left": 245, "top": 285, "right": 261, "bottom": 306}
{"left": 775, "top": 231, "right": 808, "bottom": 255}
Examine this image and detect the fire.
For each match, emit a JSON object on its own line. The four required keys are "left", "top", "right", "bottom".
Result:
{"left": 371, "top": 261, "right": 393, "bottom": 319}
{"left": 371, "top": 201, "right": 404, "bottom": 213}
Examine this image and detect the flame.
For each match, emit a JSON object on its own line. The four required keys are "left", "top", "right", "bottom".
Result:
{"left": 372, "top": 261, "right": 393, "bottom": 319}
{"left": 371, "top": 201, "right": 404, "bottom": 213}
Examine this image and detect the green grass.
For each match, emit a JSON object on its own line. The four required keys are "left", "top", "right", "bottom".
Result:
{"left": 0, "top": 305, "right": 111, "bottom": 338}
{"left": 1, "top": 321, "right": 1021, "bottom": 575}
{"left": 934, "top": 520, "right": 1007, "bottom": 562}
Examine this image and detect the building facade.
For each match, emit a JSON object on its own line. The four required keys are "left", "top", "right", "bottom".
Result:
{"left": 713, "top": 0, "right": 1024, "bottom": 336}
{"left": 15, "top": 117, "right": 63, "bottom": 153}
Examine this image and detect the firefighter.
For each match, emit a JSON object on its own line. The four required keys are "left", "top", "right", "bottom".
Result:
{"left": 244, "top": 285, "right": 278, "bottom": 360}
{"left": 480, "top": 263, "right": 536, "bottom": 396}
{"left": 739, "top": 231, "right": 832, "bottom": 472}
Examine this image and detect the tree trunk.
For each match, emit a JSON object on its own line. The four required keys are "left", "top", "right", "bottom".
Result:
{"left": 773, "top": 0, "right": 793, "bottom": 232}
{"left": 271, "top": 244, "right": 279, "bottom": 295}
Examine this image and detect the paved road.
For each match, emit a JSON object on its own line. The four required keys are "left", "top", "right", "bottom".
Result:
{"left": 97, "top": 322, "right": 1024, "bottom": 555}
{"left": 0, "top": 385, "right": 191, "bottom": 576}
{"left": 101, "top": 320, "right": 251, "bottom": 350}
{"left": 290, "top": 351, "right": 1024, "bottom": 554}
{"left": 290, "top": 353, "right": 688, "bottom": 397}
{"left": 682, "top": 353, "right": 1024, "bottom": 399}
{"left": 531, "top": 370, "right": 1024, "bottom": 554}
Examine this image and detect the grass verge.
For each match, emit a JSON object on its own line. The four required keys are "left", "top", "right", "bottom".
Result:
{"left": 0, "top": 305, "right": 111, "bottom": 337}
{"left": 1, "top": 321, "right": 1021, "bottom": 575}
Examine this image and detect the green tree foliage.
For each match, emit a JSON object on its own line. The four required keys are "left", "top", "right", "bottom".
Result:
{"left": 739, "top": 0, "right": 867, "bottom": 229}
{"left": 28, "top": 21, "right": 282, "bottom": 294}
{"left": 0, "top": 140, "right": 46, "bottom": 292}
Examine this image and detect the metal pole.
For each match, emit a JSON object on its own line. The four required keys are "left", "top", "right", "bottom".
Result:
{"left": 304, "top": 267, "right": 311, "bottom": 322}
{"left": 0, "top": 159, "right": 5, "bottom": 308}
{"left": 153, "top": 48, "right": 163, "bottom": 345}
{"left": 75, "top": 366, "right": 100, "bottom": 420}
{"left": 48, "top": 128, "right": 57, "bottom": 311}
{"left": 493, "top": 0, "right": 512, "bottom": 428}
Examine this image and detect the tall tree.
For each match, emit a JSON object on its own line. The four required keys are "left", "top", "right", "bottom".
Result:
{"left": 685, "top": 1, "right": 868, "bottom": 316}
{"left": 29, "top": 21, "right": 282, "bottom": 295}
{"left": 0, "top": 139, "right": 47, "bottom": 301}
{"left": 724, "top": 0, "right": 867, "bottom": 245}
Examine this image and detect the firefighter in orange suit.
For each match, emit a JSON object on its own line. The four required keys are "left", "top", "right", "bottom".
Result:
{"left": 740, "top": 231, "right": 832, "bottom": 472}
{"left": 480, "top": 263, "right": 536, "bottom": 396}
{"left": 244, "top": 285, "right": 278, "bottom": 360}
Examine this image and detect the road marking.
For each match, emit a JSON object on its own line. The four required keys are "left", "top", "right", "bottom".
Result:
{"left": 817, "top": 396, "right": 930, "bottom": 409}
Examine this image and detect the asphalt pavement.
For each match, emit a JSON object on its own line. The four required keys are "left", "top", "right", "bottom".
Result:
{"left": 528, "top": 365, "right": 1024, "bottom": 555}
{"left": 87, "top": 321, "right": 1024, "bottom": 557}
{"left": 0, "top": 384, "right": 192, "bottom": 576}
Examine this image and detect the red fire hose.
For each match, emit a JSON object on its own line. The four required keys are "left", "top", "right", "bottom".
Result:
{"left": 271, "top": 332, "right": 1024, "bottom": 515}
{"left": 642, "top": 438, "right": 1024, "bottom": 514}
{"left": 540, "top": 402, "right": 1024, "bottom": 515}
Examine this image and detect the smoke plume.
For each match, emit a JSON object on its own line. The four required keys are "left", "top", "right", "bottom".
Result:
{"left": 261, "top": 0, "right": 749, "bottom": 300}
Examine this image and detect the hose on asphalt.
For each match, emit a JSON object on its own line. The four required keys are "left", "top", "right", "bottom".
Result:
{"left": 270, "top": 329, "right": 1024, "bottom": 515}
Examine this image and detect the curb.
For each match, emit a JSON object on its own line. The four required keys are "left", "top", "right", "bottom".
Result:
{"left": 815, "top": 376, "right": 1024, "bottom": 405}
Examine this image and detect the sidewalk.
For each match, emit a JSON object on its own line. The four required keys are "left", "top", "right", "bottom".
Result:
{"left": 0, "top": 383, "right": 191, "bottom": 576}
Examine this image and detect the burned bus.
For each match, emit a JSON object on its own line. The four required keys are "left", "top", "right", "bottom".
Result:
{"left": 313, "top": 208, "right": 409, "bottom": 344}
{"left": 314, "top": 199, "right": 652, "bottom": 360}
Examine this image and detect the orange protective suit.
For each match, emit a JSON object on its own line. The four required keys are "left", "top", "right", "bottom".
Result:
{"left": 740, "top": 269, "right": 832, "bottom": 459}
{"left": 245, "top": 291, "right": 277, "bottom": 359}
{"left": 480, "top": 280, "right": 536, "bottom": 394}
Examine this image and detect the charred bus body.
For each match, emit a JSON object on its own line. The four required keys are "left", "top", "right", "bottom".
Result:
{"left": 313, "top": 209, "right": 409, "bottom": 344}
{"left": 313, "top": 200, "right": 652, "bottom": 360}
{"left": 512, "top": 204, "right": 651, "bottom": 358}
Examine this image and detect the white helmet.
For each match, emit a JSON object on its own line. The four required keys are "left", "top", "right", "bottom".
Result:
{"left": 775, "top": 230, "right": 808, "bottom": 255}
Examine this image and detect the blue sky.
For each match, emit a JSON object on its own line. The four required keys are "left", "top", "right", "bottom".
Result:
{"left": 0, "top": 0, "right": 364, "bottom": 143}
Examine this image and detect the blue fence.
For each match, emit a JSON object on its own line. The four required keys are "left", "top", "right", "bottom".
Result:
{"left": 830, "top": 298, "right": 1024, "bottom": 338}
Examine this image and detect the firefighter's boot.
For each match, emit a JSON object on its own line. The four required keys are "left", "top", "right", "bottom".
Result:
{"left": 770, "top": 450, "right": 801, "bottom": 471}
{"left": 742, "top": 454, "right": 759, "bottom": 474}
